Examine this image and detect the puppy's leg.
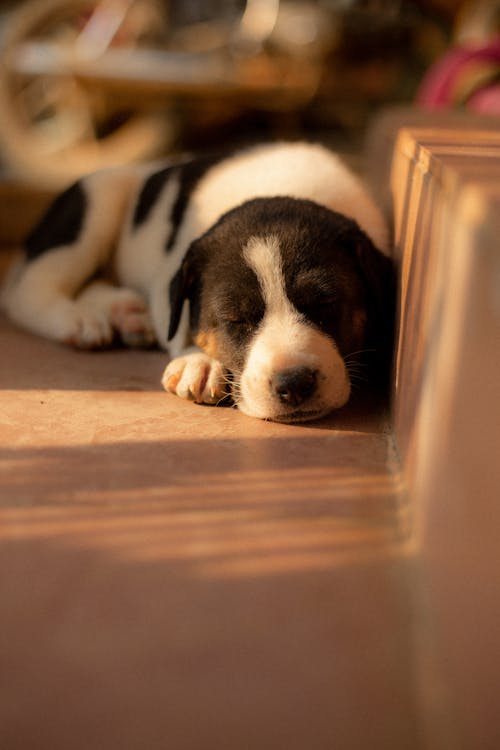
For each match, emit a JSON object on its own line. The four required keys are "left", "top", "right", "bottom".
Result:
{"left": 162, "top": 347, "right": 229, "bottom": 405}
{"left": 76, "top": 281, "right": 156, "bottom": 349}
{"left": 159, "top": 301, "right": 228, "bottom": 405}
{"left": 2, "top": 169, "right": 138, "bottom": 346}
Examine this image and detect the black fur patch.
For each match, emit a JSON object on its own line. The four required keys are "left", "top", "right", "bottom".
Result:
{"left": 165, "top": 154, "right": 227, "bottom": 251}
{"left": 25, "top": 181, "right": 86, "bottom": 261}
{"left": 133, "top": 154, "right": 227, "bottom": 251}
{"left": 132, "top": 165, "right": 177, "bottom": 227}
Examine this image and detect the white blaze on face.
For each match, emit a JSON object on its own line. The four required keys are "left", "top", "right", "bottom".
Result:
{"left": 239, "top": 236, "right": 350, "bottom": 421}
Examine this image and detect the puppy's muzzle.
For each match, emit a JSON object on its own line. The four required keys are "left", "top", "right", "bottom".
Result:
{"left": 272, "top": 366, "right": 318, "bottom": 407}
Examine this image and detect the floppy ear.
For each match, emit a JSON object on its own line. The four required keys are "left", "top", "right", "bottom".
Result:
{"left": 167, "top": 239, "right": 206, "bottom": 341}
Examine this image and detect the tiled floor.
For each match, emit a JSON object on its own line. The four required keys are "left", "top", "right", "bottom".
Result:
{"left": 0, "top": 313, "right": 420, "bottom": 750}
{"left": 3, "top": 112, "right": 499, "bottom": 750}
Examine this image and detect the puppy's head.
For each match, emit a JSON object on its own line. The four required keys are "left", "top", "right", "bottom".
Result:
{"left": 169, "top": 197, "right": 393, "bottom": 422}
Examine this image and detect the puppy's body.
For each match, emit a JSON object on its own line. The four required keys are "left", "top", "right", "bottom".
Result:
{"left": 2, "top": 142, "right": 392, "bottom": 422}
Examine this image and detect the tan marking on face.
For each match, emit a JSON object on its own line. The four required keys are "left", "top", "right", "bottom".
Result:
{"left": 195, "top": 329, "right": 222, "bottom": 359}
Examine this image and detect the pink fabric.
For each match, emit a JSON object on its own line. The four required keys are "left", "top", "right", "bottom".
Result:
{"left": 416, "top": 37, "right": 500, "bottom": 112}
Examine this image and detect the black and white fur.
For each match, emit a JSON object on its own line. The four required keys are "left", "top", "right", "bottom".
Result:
{"left": 1, "top": 142, "right": 393, "bottom": 422}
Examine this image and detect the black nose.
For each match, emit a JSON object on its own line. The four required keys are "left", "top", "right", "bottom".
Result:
{"left": 273, "top": 367, "right": 318, "bottom": 407}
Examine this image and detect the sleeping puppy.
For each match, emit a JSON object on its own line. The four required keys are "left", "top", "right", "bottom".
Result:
{"left": 1, "top": 142, "right": 393, "bottom": 422}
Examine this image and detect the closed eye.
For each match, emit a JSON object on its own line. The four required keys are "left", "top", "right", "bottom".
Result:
{"left": 298, "top": 300, "right": 336, "bottom": 326}
{"left": 223, "top": 317, "right": 261, "bottom": 337}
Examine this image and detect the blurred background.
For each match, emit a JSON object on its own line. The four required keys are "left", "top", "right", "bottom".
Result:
{"left": 0, "top": 0, "right": 499, "bottom": 193}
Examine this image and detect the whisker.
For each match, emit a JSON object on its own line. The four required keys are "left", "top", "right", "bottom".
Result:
{"left": 345, "top": 362, "right": 368, "bottom": 374}
{"left": 348, "top": 374, "right": 370, "bottom": 384}
{"left": 344, "top": 348, "right": 377, "bottom": 363}
{"left": 346, "top": 368, "right": 372, "bottom": 382}
{"left": 345, "top": 348, "right": 377, "bottom": 358}
{"left": 346, "top": 370, "right": 368, "bottom": 380}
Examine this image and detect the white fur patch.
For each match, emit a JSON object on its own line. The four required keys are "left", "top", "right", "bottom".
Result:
{"left": 239, "top": 236, "right": 350, "bottom": 421}
{"left": 243, "top": 235, "right": 290, "bottom": 314}
{"left": 187, "top": 142, "right": 390, "bottom": 256}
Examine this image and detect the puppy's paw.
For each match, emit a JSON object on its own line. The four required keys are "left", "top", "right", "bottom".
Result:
{"left": 162, "top": 352, "right": 229, "bottom": 405}
{"left": 110, "top": 297, "right": 156, "bottom": 349}
{"left": 64, "top": 310, "right": 114, "bottom": 349}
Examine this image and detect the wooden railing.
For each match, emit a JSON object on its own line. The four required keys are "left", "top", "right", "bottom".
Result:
{"left": 388, "top": 117, "right": 500, "bottom": 750}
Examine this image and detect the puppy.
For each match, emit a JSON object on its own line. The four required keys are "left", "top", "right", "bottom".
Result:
{"left": 1, "top": 142, "right": 393, "bottom": 422}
